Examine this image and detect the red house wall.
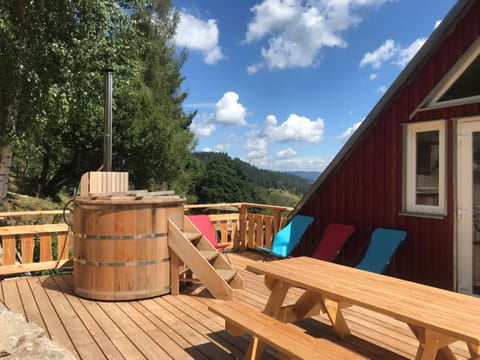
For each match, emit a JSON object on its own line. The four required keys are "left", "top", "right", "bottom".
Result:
{"left": 295, "top": 1, "right": 480, "bottom": 290}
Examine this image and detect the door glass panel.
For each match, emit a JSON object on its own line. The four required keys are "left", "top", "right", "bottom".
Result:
{"left": 416, "top": 130, "right": 439, "bottom": 206}
{"left": 473, "top": 132, "right": 480, "bottom": 295}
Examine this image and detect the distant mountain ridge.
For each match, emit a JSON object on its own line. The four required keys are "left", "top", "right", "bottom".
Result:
{"left": 284, "top": 171, "right": 321, "bottom": 182}
{"left": 194, "top": 152, "right": 312, "bottom": 196}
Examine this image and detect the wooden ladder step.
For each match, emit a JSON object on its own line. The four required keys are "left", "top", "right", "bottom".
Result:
{"left": 217, "top": 269, "right": 236, "bottom": 282}
{"left": 200, "top": 251, "right": 219, "bottom": 262}
{"left": 185, "top": 232, "right": 202, "bottom": 241}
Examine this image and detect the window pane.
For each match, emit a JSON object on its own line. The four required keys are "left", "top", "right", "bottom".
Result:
{"left": 416, "top": 130, "right": 439, "bottom": 206}
{"left": 439, "top": 53, "right": 480, "bottom": 102}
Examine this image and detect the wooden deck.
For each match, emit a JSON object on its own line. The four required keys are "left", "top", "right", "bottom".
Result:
{"left": 0, "top": 251, "right": 472, "bottom": 359}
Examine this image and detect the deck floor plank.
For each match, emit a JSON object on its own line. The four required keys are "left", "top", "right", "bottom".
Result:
{"left": 133, "top": 299, "right": 209, "bottom": 360}
{"left": 152, "top": 296, "right": 234, "bottom": 360}
{"left": 58, "top": 274, "right": 145, "bottom": 359}
{"left": 163, "top": 294, "right": 255, "bottom": 359}
{"left": 15, "top": 277, "right": 47, "bottom": 331}
{"left": 116, "top": 300, "right": 194, "bottom": 359}
{"left": 79, "top": 297, "right": 145, "bottom": 359}
{"left": 25, "top": 276, "right": 80, "bottom": 358}
{"left": 39, "top": 276, "right": 106, "bottom": 360}
{"left": 2, "top": 278, "right": 24, "bottom": 316}
{"left": 0, "top": 252, "right": 473, "bottom": 360}
{"left": 179, "top": 292, "right": 280, "bottom": 359}
{"left": 97, "top": 301, "right": 171, "bottom": 359}
{"left": 52, "top": 275, "right": 123, "bottom": 360}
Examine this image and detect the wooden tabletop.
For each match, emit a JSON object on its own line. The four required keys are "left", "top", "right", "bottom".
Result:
{"left": 247, "top": 256, "right": 480, "bottom": 346}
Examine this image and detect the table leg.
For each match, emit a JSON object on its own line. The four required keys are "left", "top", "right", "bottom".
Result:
{"left": 245, "top": 278, "right": 291, "bottom": 358}
{"left": 280, "top": 290, "right": 326, "bottom": 322}
{"left": 245, "top": 336, "right": 260, "bottom": 360}
{"left": 408, "top": 325, "right": 457, "bottom": 360}
{"left": 467, "top": 343, "right": 480, "bottom": 359}
{"left": 322, "top": 298, "right": 351, "bottom": 338}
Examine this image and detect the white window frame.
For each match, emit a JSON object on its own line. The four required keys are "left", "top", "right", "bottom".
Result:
{"left": 410, "top": 37, "right": 480, "bottom": 119}
{"left": 405, "top": 120, "right": 446, "bottom": 215}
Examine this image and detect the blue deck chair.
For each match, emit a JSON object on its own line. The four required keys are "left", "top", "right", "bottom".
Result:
{"left": 355, "top": 228, "right": 407, "bottom": 273}
{"left": 256, "top": 215, "right": 314, "bottom": 259}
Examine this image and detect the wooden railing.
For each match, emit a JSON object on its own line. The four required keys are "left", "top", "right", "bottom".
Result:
{"left": 0, "top": 210, "right": 71, "bottom": 276}
{"left": 184, "top": 203, "right": 293, "bottom": 251}
{"left": 0, "top": 203, "right": 292, "bottom": 276}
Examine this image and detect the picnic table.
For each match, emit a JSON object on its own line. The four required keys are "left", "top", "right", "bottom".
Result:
{"left": 246, "top": 256, "right": 480, "bottom": 360}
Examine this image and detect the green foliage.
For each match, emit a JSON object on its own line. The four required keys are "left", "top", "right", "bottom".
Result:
{"left": 194, "top": 152, "right": 312, "bottom": 196}
{"left": 195, "top": 153, "right": 261, "bottom": 204}
{"left": 0, "top": 0, "right": 196, "bottom": 199}
{"left": 192, "top": 152, "right": 309, "bottom": 207}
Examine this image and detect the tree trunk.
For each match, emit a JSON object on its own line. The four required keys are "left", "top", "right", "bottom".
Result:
{"left": 0, "top": 145, "right": 12, "bottom": 202}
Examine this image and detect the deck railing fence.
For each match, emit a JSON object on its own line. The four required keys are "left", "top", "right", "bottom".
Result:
{"left": 0, "top": 203, "right": 292, "bottom": 276}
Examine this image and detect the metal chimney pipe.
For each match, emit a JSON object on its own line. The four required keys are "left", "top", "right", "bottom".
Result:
{"left": 102, "top": 68, "right": 114, "bottom": 171}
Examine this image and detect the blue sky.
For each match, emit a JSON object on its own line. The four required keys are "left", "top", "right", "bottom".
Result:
{"left": 173, "top": 0, "right": 456, "bottom": 172}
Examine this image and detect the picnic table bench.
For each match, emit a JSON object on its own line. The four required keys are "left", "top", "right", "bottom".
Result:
{"left": 246, "top": 256, "right": 480, "bottom": 360}
{"left": 208, "top": 299, "right": 365, "bottom": 359}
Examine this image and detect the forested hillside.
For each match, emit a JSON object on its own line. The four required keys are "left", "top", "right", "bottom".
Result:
{"left": 192, "top": 152, "right": 311, "bottom": 207}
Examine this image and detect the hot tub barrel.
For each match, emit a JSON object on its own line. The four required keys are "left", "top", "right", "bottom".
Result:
{"left": 72, "top": 194, "right": 184, "bottom": 301}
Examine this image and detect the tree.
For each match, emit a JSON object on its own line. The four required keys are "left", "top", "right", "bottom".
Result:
{"left": 0, "top": 0, "right": 195, "bottom": 200}
{"left": 115, "top": 0, "right": 196, "bottom": 191}
{"left": 195, "top": 154, "right": 261, "bottom": 204}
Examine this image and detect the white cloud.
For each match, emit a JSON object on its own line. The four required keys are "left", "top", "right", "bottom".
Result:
{"left": 265, "top": 114, "right": 325, "bottom": 143}
{"left": 359, "top": 39, "right": 397, "bottom": 69}
{"left": 214, "top": 143, "right": 230, "bottom": 152}
{"left": 276, "top": 148, "right": 297, "bottom": 159}
{"left": 394, "top": 37, "right": 427, "bottom": 67}
{"left": 190, "top": 114, "right": 216, "bottom": 137}
{"left": 214, "top": 92, "right": 247, "bottom": 126}
{"left": 360, "top": 37, "right": 427, "bottom": 69}
{"left": 244, "top": 0, "right": 389, "bottom": 71}
{"left": 245, "top": 130, "right": 269, "bottom": 159}
{"left": 176, "top": 11, "right": 224, "bottom": 65}
{"left": 376, "top": 85, "right": 388, "bottom": 94}
{"left": 248, "top": 156, "right": 332, "bottom": 172}
{"left": 339, "top": 120, "right": 363, "bottom": 142}
{"left": 434, "top": 20, "right": 442, "bottom": 29}
{"left": 247, "top": 62, "right": 265, "bottom": 75}
{"left": 369, "top": 73, "right": 378, "bottom": 80}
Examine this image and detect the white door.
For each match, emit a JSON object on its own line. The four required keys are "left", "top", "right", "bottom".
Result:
{"left": 457, "top": 119, "right": 480, "bottom": 295}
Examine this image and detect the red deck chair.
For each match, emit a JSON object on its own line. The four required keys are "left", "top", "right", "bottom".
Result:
{"left": 187, "top": 214, "right": 230, "bottom": 251}
{"left": 310, "top": 223, "right": 356, "bottom": 262}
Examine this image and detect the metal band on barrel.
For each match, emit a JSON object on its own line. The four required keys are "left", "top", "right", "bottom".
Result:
{"left": 74, "top": 285, "right": 171, "bottom": 297}
{"left": 75, "top": 232, "right": 167, "bottom": 240}
{"left": 76, "top": 203, "right": 181, "bottom": 211}
{"left": 73, "top": 257, "right": 170, "bottom": 267}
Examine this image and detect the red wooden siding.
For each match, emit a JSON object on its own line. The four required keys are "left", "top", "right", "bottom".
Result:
{"left": 294, "top": 1, "right": 480, "bottom": 290}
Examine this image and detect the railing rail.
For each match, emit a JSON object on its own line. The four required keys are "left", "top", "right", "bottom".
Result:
{"left": 0, "top": 210, "right": 72, "bottom": 276}
{"left": 184, "top": 203, "right": 292, "bottom": 251}
{"left": 0, "top": 203, "right": 292, "bottom": 276}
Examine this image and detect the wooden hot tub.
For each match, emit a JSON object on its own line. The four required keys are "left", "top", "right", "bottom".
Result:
{"left": 72, "top": 193, "right": 184, "bottom": 301}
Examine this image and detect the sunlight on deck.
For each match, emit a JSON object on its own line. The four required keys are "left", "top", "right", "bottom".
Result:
{"left": 0, "top": 252, "right": 472, "bottom": 360}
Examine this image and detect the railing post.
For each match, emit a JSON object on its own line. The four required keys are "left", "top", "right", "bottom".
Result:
{"left": 239, "top": 204, "right": 248, "bottom": 250}
{"left": 272, "top": 209, "right": 282, "bottom": 237}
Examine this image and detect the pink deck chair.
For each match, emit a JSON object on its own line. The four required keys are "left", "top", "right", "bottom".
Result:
{"left": 187, "top": 214, "right": 230, "bottom": 251}
{"left": 310, "top": 223, "right": 356, "bottom": 262}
